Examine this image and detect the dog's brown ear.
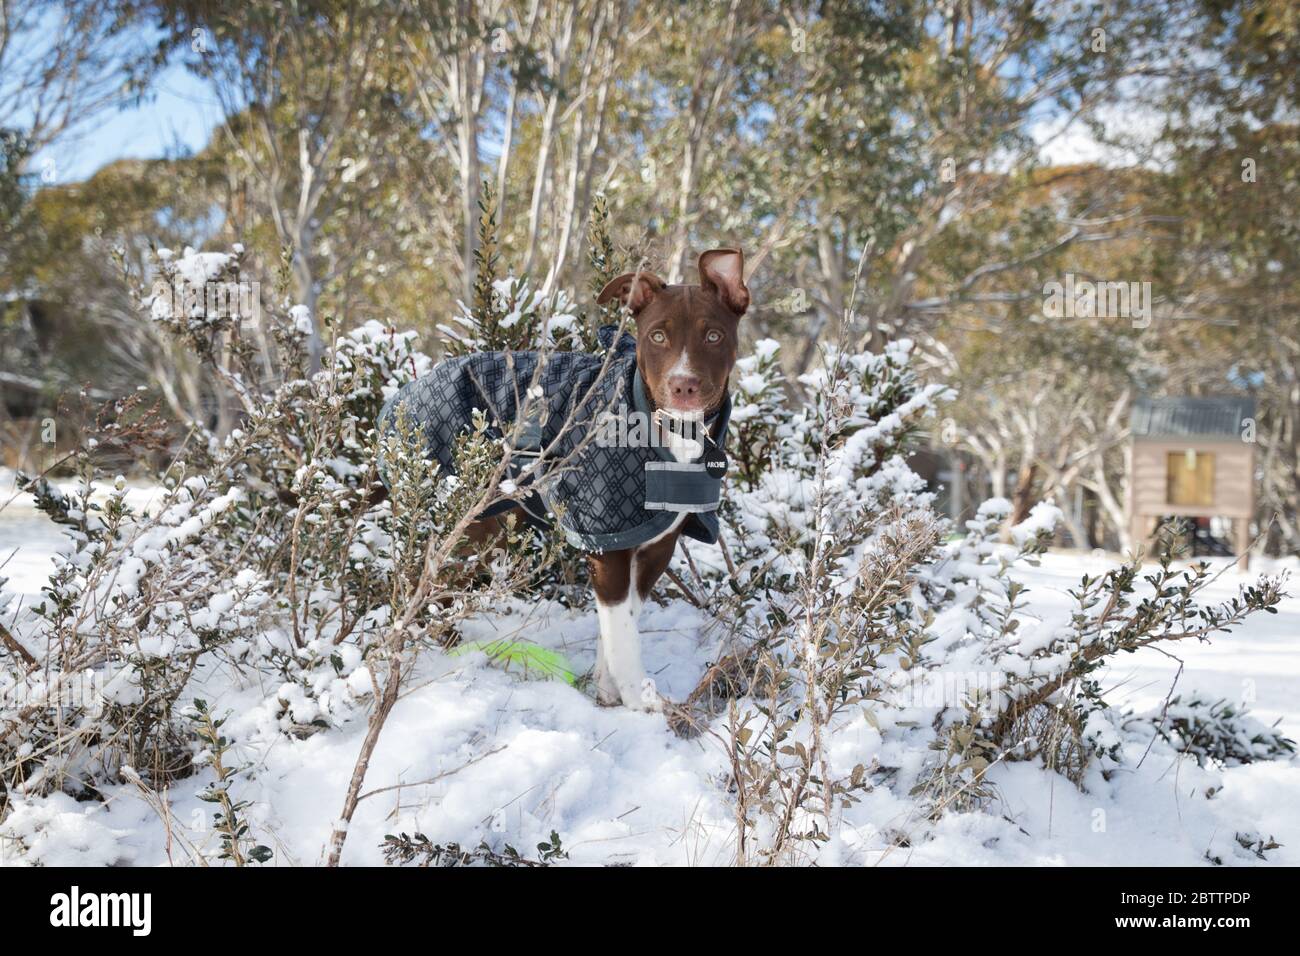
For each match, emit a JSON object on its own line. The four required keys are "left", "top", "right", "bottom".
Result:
{"left": 698, "top": 248, "right": 749, "bottom": 316}
{"left": 597, "top": 270, "right": 666, "bottom": 315}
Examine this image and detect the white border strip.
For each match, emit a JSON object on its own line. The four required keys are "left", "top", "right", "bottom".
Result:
{"left": 644, "top": 461, "right": 708, "bottom": 473}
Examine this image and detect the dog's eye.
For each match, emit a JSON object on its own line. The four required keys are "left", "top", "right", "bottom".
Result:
{"left": 705, "top": 329, "right": 723, "bottom": 344}
{"left": 650, "top": 330, "right": 667, "bottom": 345}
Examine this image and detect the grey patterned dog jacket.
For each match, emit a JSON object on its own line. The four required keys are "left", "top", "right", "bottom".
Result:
{"left": 376, "top": 325, "right": 731, "bottom": 552}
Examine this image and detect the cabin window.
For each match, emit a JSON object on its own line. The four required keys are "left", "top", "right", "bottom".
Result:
{"left": 1166, "top": 450, "right": 1215, "bottom": 507}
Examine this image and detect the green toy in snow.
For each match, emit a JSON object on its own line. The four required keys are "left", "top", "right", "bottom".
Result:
{"left": 449, "top": 639, "right": 578, "bottom": 685}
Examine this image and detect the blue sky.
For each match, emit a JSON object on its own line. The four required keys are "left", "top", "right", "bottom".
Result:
{"left": 11, "top": 2, "right": 222, "bottom": 187}
{"left": 33, "top": 62, "right": 220, "bottom": 185}
{"left": 19, "top": 10, "right": 1134, "bottom": 188}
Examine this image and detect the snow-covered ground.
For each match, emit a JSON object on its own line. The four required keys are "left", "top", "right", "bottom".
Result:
{"left": 1, "top": 483, "right": 1297, "bottom": 867}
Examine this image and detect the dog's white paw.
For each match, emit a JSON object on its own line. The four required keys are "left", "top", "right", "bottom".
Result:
{"left": 619, "top": 677, "right": 663, "bottom": 713}
{"left": 594, "top": 662, "right": 621, "bottom": 706}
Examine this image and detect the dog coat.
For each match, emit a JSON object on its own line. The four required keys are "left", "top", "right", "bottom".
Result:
{"left": 377, "top": 325, "right": 730, "bottom": 552}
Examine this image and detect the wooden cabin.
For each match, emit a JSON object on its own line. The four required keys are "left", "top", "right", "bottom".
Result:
{"left": 1127, "top": 397, "right": 1256, "bottom": 569}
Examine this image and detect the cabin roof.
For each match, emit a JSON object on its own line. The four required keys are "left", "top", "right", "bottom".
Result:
{"left": 1131, "top": 396, "right": 1255, "bottom": 441}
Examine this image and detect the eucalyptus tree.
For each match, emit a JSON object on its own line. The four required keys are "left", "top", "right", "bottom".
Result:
{"left": 128, "top": 0, "right": 405, "bottom": 370}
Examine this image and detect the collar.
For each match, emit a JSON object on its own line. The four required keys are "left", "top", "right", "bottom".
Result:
{"left": 632, "top": 367, "right": 731, "bottom": 464}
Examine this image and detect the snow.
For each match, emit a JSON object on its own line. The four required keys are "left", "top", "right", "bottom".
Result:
{"left": 1010, "top": 501, "right": 1064, "bottom": 546}
{"left": 290, "top": 304, "right": 313, "bottom": 334}
{"left": 0, "top": 793, "right": 135, "bottom": 867}
{"left": 2, "top": 469, "right": 1296, "bottom": 867}
{"left": 1013, "top": 553, "right": 1300, "bottom": 737}
{"left": 172, "top": 247, "right": 232, "bottom": 287}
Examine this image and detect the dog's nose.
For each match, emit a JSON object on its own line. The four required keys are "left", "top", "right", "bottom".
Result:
{"left": 669, "top": 375, "right": 701, "bottom": 399}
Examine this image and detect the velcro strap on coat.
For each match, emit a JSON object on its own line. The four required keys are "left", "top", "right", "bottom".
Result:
{"left": 643, "top": 461, "right": 722, "bottom": 513}
{"left": 507, "top": 413, "right": 544, "bottom": 471}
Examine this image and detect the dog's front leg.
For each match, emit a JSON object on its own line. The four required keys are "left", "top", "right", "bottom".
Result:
{"left": 596, "top": 594, "right": 659, "bottom": 711}
{"left": 589, "top": 549, "right": 660, "bottom": 711}
{"left": 593, "top": 630, "right": 619, "bottom": 705}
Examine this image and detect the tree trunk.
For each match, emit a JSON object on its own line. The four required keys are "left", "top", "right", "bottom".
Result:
{"left": 1009, "top": 461, "right": 1038, "bottom": 526}
{"left": 457, "top": 66, "right": 482, "bottom": 304}
{"left": 1090, "top": 454, "right": 1131, "bottom": 553}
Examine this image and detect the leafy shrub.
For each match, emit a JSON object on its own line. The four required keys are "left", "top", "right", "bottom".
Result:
{"left": 0, "top": 227, "right": 1288, "bottom": 867}
{"left": 1125, "top": 693, "right": 1296, "bottom": 767}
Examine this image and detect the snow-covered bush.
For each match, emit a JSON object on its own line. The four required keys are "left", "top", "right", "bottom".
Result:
{"left": 5, "top": 470, "right": 269, "bottom": 789}
{"left": 1123, "top": 694, "right": 1296, "bottom": 768}
{"left": 657, "top": 338, "right": 1286, "bottom": 862}
{"left": 0, "top": 223, "right": 1289, "bottom": 867}
{"left": 0, "top": 244, "right": 563, "bottom": 861}
{"left": 728, "top": 338, "right": 786, "bottom": 486}
{"left": 440, "top": 276, "right": 587, "bottom": 355}
{"left": 439, "top": 181, "right": 608, "bottom": 357}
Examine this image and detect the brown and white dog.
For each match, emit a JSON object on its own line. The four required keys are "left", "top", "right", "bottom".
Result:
{"left": 466, "top": 248, "right": 749, "bottom": 711}
{"left": 583, "top": 249, "right": 749, "bottom": 710}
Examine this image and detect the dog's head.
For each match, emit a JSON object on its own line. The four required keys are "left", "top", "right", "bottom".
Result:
{"left": 597, "top": 248, "right": 749, "bottom": 416}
